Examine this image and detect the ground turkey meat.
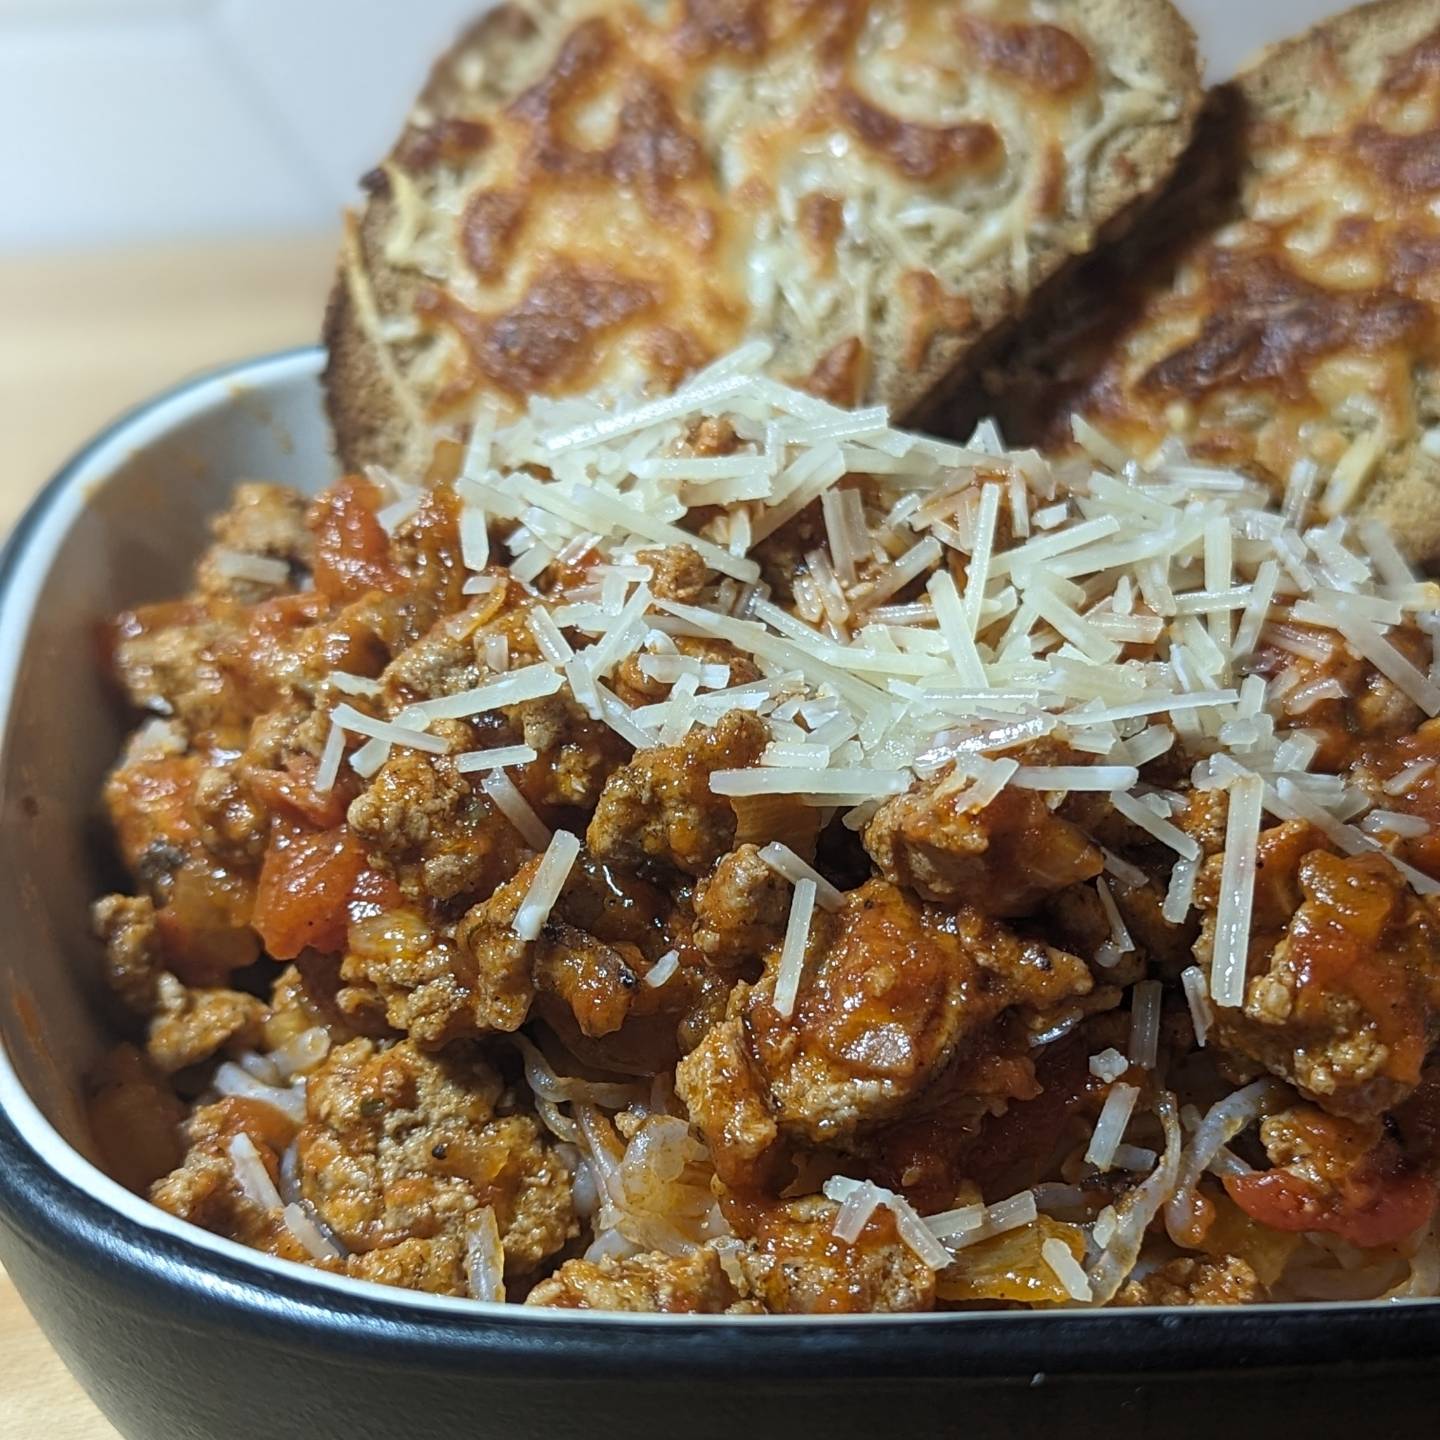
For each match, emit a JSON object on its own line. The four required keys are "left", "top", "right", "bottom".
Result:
{"left": 101, "top": 746, "right": 263, "bottom": 987}
{"left": 350, "top": 848, "right": 707, "bottom": 1065}
{"left": 151, "top": 1095, "right": 308, "bottom": 1261}
{"left": 671, "top": 1010, "right": 781, "bottom": 1190}
{"left": 612, "top": 636, "right": 759, "bottom": 707}
{"left": 341, "top": 907, "right": 481, "bottom": 1047}
{"left": 526, "top": 1242, "right": 749, "bottom": 1312}
{"left": 528, "top": 1196, "right": 934, "bottom": 1314}
{"left": 864, "top": 770, "right": 1102, "bottom": 915}
{"left": 344, "top": 1235, "right": 469, "bottom": 1295}
{"left": 734, "top": 1195, "right": 937, "bottom": 1314}
{"left": 347, "top": 740, "right": 533, "bottom": 903}
{"left": 416, "top": 858, "right": 641, "bottom": 1042}
{"left": 145, "top": 971, "right": 267, "bottom": 1074}
{"left": 692, "top": 844, "right": 790, "bottom": 968}
{"left": 109, "top": 603, "right": 250, "bottom": 733}
{"left": 508, "top": 692, "right": 631, "bottom": 811}
{"left": 193, "top": 756, "right": 272, "bottom": 866}
{"left": 638, "top": 545, "right": 709, "bottom": 602}
{"left": 195, "top": 483, "right": 311, "bottom": 603}
{"left": 1199, "top": 842, "right": 1440, "bottom": 1119}
{"left": 379, "top": 592, "right": 526, "bottom": 704}
{"left": 295, "top": 1037, "right": 576, "bottom": 1275}
{"left": 93, "top": 892, "right": 164, "bottom": 1014}
{"left": 1116, "top": 1254, "right": 1266, "bottom": 1306}
{"left": 677, "top": 878, "right": 1093, "bottom": 1186}
{"left": 587, "top": 711, "right": 768, "bottom": 876}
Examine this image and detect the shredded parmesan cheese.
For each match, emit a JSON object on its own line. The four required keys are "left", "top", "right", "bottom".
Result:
{"left": 823, "top": 1176, "right": 953, "bottom": 1270}
{"left": 330, "top": 704, "right": 448, "bottom": 754}
{"left": 227, "top": 1133, "right": 282, "bottom": 1212}
{"left": 481, "top": 770, "right": 551, "bottom": 850}
{"left": 644, "top": 949, "right": 680, "bottom": 988}
{"left": 1042, "top": 1237, "right": 1094, "bottom": 1303}
{"left": 405, "top": 663, "right": 563, "bottom": 723}
{"left": 513, "top": 830, "right": 581, "bottom": 943}
{"left": 930, "top": 1191, "right": 1039, "bottom": 1250}
{"left": 455, "top": 745, "right": 538, "bottom": 772}
{"left": 1086, "top": 1083, "right": 1139, "bottom": 1172}
{"left": 758, "top": 842, "right": 845, "bottom": 911}
{"left": 210, "top": 549, "right": 290, "bottom": 586}
{"left": 1089, "top": 1048, "right": 1129, "bottom": 1084}
{"left": 1384, "top": 760, "right": 1435, "bottom": 796}
{"left": 1127, "top": 980, "right": 1163, "bottom": 1069}
{"left": 327, "top": 671, "right": 384, "bottom": 697}
{"left": 282, "top": 1202, "right": 342, "bottom": 1260}
{"left": 1181, "top": 965, "right": 1213, "bottom": 1047}
{"left": 1210, "top": 774, "right": 1265, "bottom": 1007}
{"left": 314, "top": 721, "right": 345, "bottom": 795}
{"left": 773, "top": 878, "right": 818, "bottom": 1020}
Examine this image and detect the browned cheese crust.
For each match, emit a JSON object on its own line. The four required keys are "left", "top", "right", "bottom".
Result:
{"left": 323, "top": 0, "right": 1201, "bottom": 474}
{"left": 986, "top": 0, "right": 1440, "bottom": 567}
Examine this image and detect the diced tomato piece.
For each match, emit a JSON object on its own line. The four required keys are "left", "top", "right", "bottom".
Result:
{"left": 105, "top": 756, "right": 200, "bottom": 870}
{"left": 254, "top": 819, "right": 365, "bottom": 960}
{"left": 309, "top": 475, "right": 403, "bottom": 602}
{"left": 347, "top": 866, "right": 404, "bottom": 924}
{"left": 1224, "top": 1166, "right": 1438, "bottom": 1249}
{"left": 247, "top": 756, "right": 351, "bottom": 830}
{"left": 1223, "top": 1171, "right": 1321, "bottom": 1232}
{"left": 155, "top": 856, "right": 259, "bottom": 985}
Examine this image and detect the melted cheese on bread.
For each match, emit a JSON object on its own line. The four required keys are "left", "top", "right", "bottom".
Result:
{"left": 331, "top": 0, "right": 1198, "bottom": 467}
{"left": 1005, "top": 0, "right": 1440, "bottom": 562}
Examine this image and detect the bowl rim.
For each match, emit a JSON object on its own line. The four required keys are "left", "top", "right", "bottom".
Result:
{"left": 4, "top": 349, "right": 1440, "bottom": 1371}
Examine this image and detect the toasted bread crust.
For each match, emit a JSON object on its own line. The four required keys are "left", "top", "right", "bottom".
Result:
{"left": 988, "top": 0, "right": 1440, "bottom": 567}
{"left": 323, "top": 266, "right": 410, "bottom": 478}
{"left": 325, "top": 0, "right": 1200, "bottom": 475}
{"left": 327, "top": 4, "right": 554, "bottom": 475}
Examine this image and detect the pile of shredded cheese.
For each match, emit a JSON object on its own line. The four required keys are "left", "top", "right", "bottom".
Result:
{"left": 323, "top": 339, "right": 1439, "bottom": 1036}
{"left": 303, "top": 341, "right": 1440, "bottom": 1291}
{"left": 161, "top": 313, "right": 1440, "bottom": 1323}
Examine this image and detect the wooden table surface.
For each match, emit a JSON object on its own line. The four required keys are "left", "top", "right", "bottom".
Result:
{"left": 0, "top": 232, "right": 337, "bottom": 1439}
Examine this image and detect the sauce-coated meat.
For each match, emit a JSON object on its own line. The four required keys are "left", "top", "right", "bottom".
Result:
{"left": 587, "top": 711, "right": 767, "bottom": 875}
{"left": 678, "top": 879, "right": 1092, "bottom": 1186}
{"left": 528, "top": 1194, "right": 933, "bottom": 1314}
{"left": 295, "top": 1038, "right": 576, "bottom": 1275}
{"left": 89, "top": 439, "right": 1440, "bottom": 1315}
{"left": 1201, "top": 842, "right": 1440, "bottom": 1119}
{"left": 864, "top": 773, "right": 1102, "bottom": 914}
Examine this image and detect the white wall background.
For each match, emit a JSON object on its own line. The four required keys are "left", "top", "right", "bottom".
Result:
{"left": 0, "top": 0, "right": 1345, "bottom": 253}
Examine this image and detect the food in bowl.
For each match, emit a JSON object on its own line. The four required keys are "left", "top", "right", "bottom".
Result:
{"left": 86, "top": 344, "right": 1440, "bottom": 1312}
